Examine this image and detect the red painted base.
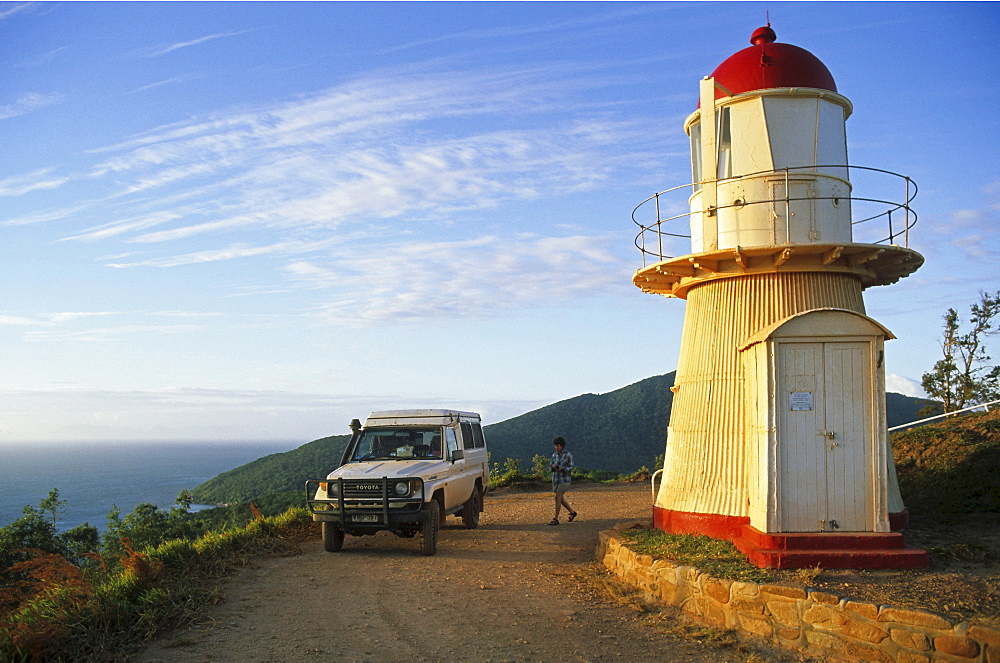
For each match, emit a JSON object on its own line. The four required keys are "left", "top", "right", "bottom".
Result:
{"left": 653, "top": 506, "right": 928, "bottom": 570}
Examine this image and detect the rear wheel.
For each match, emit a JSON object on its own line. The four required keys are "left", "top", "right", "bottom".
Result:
{"left": 461, "top": 487, "right": 481, "bottom": 529}
{"left": 420, "top": 503, "right": 440, "bottom": 556}
{"left": 322, "top": 522, "right": 344, "bottom": 552}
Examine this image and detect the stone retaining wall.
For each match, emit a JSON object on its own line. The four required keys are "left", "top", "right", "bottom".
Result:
{"left": 597, "top": 527, "right": 1000, "bottom": 662}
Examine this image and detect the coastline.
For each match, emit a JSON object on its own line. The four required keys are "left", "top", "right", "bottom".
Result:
{"left": 0, "top": 440, "right": 298, "bottom": 531}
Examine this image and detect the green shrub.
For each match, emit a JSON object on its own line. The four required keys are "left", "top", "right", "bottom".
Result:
{"left": 576, "top": 468, "right": 617, "bottom": 482}
{"left": 488, "top": 457, "right": 525, "bottom": 490}
{"left": 529, "top": 454, "right": 552, "bottom": 481}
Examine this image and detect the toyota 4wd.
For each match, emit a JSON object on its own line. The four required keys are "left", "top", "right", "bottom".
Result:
{"left": 306, "top": 409, "right": 488, "bottom": 556}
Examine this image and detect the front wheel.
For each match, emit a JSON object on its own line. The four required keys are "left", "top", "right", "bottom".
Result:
{"left": 420, "top": 503, "right": 440, "bottom": 556}
{"left": 461, "top": 488, "right": 481, "bottom": 529}
{"left": 322, "top": 522, "right": 344, "bottom": 552}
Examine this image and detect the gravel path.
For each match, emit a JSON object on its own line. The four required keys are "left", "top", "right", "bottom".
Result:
{"left": 138, "top": 483, "right": 802, "bottom": 663}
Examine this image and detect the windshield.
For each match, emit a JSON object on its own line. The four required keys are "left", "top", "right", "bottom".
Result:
{"left": 350, "top": 427, "right": 443, "bottom": 461}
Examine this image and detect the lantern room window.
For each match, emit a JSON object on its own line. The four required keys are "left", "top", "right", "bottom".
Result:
{"left": 689, "top": 122, "right": 702, "bottom": 192}
{"left": 717, "top": 106, "right": 732, "bottom": 180}
{"left": 689, "top": 106, "right": 733, "bottom": 192}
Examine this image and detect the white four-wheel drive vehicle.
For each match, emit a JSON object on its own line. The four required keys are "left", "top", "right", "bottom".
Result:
{"left": 306, "top": 410, "right": 488, "bottom": 556}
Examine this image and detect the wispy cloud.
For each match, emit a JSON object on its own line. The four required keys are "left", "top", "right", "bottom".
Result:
{"left": 23, "top": 323, "right": 206, "bottom": 344}
{"left": 14, "top": 45, "right": 70, "bottom": 68}
{"left": 0, "top": 311, "right": 116, "bottom": 327}
{"left": 294, "top": 233, "right": 633, "bottom": 325}
{"left": 3, "top": 62, "right": 665, "bottom": 323}
{"left": 152, "top": 310, "right": 223, "bottom": 318}
{"left": 127, "top": 75, "right": 203, "bottom": 95}
{"left": 0, "top": 92, "right": 62, "bottom": 120}
{"left": 10, "top": 65, "right": 656, "bottom": 244}
{"left": 919, "top": 204, "right": 1000, "bottom": 263}
{"left": 383, "top": 4, "right": 671, "bottom": 54}
{"left": 0, "top": 386, "right": 364, "bottom": 441}
{"left": 107, "top": 239, "right": 331, "bottom": 268}
{"left": 951, "top": 233, "right": 998, "bottom": 261}
{"left": 0, "top": 385, "right": 541, "bottom": 440}
{"left": 0, "top": 2, "right": 32, "bottom": 21}
{"left": 142, "top": 29, "right": 252, "bottom": 57}
{"left": 1, "top": 310, "right": 242, "bottom": 347}
{"left": 0, "top": 168, "right": 70, "bottom": 197}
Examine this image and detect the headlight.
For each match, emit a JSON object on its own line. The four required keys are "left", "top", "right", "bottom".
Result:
{"left": 393, "top": 481, "right": 410, "bottom": 496}
{"left": 325, "top": 481, "right": 340, "bottom": 497}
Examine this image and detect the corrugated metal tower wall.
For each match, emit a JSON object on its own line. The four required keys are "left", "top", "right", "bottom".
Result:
{"left": 655, "top": 271, "right": 866, "bottom": 517}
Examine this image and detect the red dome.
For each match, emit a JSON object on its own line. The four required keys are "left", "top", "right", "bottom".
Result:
{"left": 709, "top": 26, "right": 837, "bottom": 100}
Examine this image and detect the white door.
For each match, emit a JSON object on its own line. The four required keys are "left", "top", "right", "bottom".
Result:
{"left": 777, "top": 341, "right": 873, "bottom": 532}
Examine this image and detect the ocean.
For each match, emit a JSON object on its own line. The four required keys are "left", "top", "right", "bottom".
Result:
{"left": 0, "top": 441, "right": 299, "bottom": 532}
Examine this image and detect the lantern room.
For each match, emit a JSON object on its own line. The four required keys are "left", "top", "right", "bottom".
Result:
{"left": 686, "top": 25, "right": 853, "bottom": 253}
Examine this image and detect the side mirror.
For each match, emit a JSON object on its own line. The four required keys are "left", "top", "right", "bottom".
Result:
{"left": 451, "top": 450, "right": 464, "bottom": 462}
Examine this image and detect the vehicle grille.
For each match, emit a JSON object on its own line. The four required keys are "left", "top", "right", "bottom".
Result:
{"left": 339, "top": 480, "right": 387, "bottom": 498}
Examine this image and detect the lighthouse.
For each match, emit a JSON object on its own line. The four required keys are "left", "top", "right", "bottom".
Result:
{"left": 634, "top": 26, "right": 927, "bottom": 569}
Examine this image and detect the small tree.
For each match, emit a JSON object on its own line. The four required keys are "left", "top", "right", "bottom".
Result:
{"left": 0, "top": 493, "right": 97, "bottom": 570}
{"left": 101, "top": 499, "right": 205, "bottom": 559}
{"left": 38, "top": 488, "right": 66, "bottom": 527}
{"left": 921, "top": 291, "right": 1000, "bottom": 413}
{"left": 0, "top": 505, "right": 61, "bottom": 570}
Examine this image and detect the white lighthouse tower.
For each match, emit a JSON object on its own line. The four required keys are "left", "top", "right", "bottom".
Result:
{"left": 634, "top": 26, "right": 927, "bottom": 568}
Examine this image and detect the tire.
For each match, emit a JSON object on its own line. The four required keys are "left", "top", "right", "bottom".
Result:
{"left": 322, "top": 522, "right": 344, "bottom": 552}
{"left": 461, "top": 487, "right": 481, "bottom": 530}
{"left": 420, "top": 503, "right": 440, "bottom": 556}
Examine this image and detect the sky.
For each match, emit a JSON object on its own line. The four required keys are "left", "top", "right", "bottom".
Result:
{"left": 1, "top": 2, "right": 998, "bottom": 444}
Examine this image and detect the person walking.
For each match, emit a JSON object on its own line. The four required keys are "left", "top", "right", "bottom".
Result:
{"left": 547, "top": 436, "right": 578, "bottom": 525}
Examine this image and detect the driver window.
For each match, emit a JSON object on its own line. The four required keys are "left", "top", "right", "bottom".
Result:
{"left": 445, "top": 428, "right": 459, "bottom": 459}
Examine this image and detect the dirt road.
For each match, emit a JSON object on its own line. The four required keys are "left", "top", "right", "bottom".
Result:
{"left": 138, "top": 483, "right": 800, "bottom": 663}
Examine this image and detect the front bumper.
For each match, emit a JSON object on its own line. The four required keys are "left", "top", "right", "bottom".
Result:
{"left": 305, "top": 477, "right": 430, "bottom": 529}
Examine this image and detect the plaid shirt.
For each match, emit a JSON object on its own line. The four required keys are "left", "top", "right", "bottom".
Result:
{"left": 551, "top": 449, "right": 574, "bottom": 487}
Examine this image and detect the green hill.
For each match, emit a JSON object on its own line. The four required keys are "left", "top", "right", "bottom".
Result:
{"left": 886, "top": 392, "right": 935, "bottom": 428}
{"left": 191, "top": 434, "right": 351, "bottom": 504}
{"left": 483, "top": 372, "right": 676, "bottom": 474}
{"left": 190, "top": 372, "right": 936, "bottom": 505}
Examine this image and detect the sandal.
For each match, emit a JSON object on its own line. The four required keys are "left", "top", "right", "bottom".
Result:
{"left": 546, "top": 518, "right": 559, "bottom": 525}
{"left": 568, "top": 511, "right": 578, "bottom": 522}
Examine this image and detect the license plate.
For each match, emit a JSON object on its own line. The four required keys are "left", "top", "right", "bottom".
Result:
{"left": 352, "top": 514, "right": 379, "bottom": 523}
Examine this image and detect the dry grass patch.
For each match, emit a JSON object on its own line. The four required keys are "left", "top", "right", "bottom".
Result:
{"left": 618, "top": 529, "right": 774, "bottom": 582}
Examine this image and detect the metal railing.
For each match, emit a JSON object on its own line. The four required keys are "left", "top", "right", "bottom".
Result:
{"left": 888, "top": 398, "right": 1000, "bottom": 433}
{"left": 633, "top": 164, "right": 918, "bottom": 267}
{"left": 648, "top": 399, "right": 997, "bottom": 498}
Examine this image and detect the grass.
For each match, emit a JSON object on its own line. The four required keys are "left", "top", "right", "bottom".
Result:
{"left": 0, "top": 507, "right": 311, "bottom": 662}
{"left": 791, "top": 564, "right": 823, "bottom": 586}
{"left": 617, "top": 528, "right": 774, "bottom": 583}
